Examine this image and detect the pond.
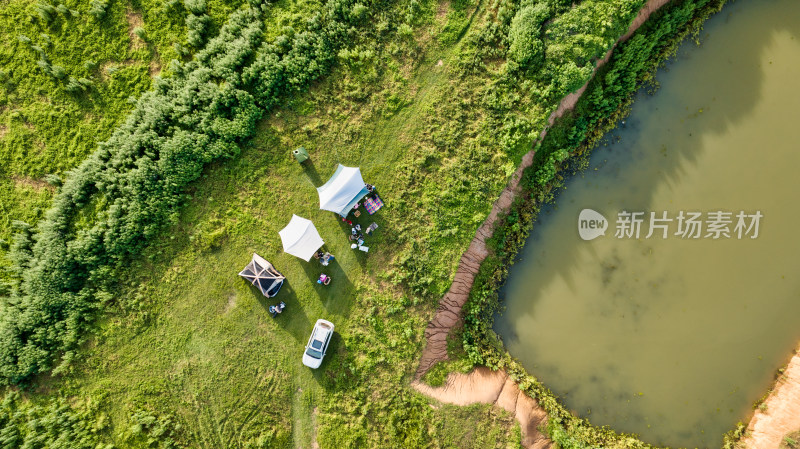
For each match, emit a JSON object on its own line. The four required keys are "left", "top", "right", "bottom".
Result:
{"left": 493, "top": 0, "right": 800, "bottom": 447}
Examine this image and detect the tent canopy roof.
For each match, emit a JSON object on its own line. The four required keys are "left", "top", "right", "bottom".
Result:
{"left": 239, "top": 253, "right": 285, "bottom": 297}
{"left": 317, "top": 164, "right": 369, "bottom": 217}
{"left": 278, "top": 215, "right": 324, "bottom": 261}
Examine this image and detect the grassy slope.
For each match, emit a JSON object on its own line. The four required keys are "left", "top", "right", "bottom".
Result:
{"left": 2, "top": 0, "right": 650, "bottom": 447}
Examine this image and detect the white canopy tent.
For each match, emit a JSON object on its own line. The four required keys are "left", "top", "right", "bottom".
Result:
{"left": 317, "top": 164, "right": 370, "bottom": 217}
{"left": 278, "top": 215, "right": 325, "bottom": 261}
{"left": 239, "top": 253, "right": 285, "bottom": 297}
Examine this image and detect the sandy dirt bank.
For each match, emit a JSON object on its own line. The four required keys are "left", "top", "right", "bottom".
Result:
{"left": 742, "top": 346, "right": 800, "bottom": 449}
{"left": 412, "top": 368, "right": 552, "bottom": 449}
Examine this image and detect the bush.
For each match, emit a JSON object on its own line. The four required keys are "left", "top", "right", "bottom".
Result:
{"left": 50, "top": 64, "right": 66, "bottom": 79}
{"left": 126, "top": 409, "right": 184, "bottom": 449}
{"left": 0, "top": 391, "right": 110, "bottom": 449}
{"left": 186, "top": 13, "right": 211, "bottom": 47}
{"left": 133, "top": 26, "right": 147, "bottom": 41}
{"left": 35, "top": 3, "right": 57, "bottom": 24}
{"left": 184, "top": 0, "right": 207, "bottom": 15}
{"left": 88, "top": 0, "right": 108, "bottom": 20}
{"left": 507, "top": 3, "right": 549, "bottom": 69}
{"left": 44, "top": 174, "right": 63, "bottom": 187}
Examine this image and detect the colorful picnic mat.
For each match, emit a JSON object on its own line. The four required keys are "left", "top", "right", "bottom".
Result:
{"left": 364, "top": 195, "right": 383, "bottom": 214}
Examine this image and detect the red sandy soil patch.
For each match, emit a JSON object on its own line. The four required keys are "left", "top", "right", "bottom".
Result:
{"left": 413, "top": 367, "right": 552, "bottom": 449}
{"left": 311, "top": 406, "right": 320, "bottom": 449}
{"left": 742, "top": 346, "right": 800, "bottom": 449}
{"left": 123, "top": 8, "right": 162, "bottom": 77}
{"left": 100, "top": 58, "right": 160, "bottom": 81}
{"left": 224, "top": 293, "right": 237, "bottom": 313}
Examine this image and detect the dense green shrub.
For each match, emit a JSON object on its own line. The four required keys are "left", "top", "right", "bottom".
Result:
{"left": 0, "top": 0, "right": 369, "bottom": 385}
{"left": 0, "top": 391, "right": 190, "bottom": 449}
{"left": 184, "top": 0, "right": 208, "bottom": 15}
{"left": 186, "top": 13, "right": 212, "bottom": 47}
{"left": 35, "top": 3, "right": 58, "bottom": 25}
{"left": 455, "top": 0, "right": 517, "bottom": 73}
{"left": 507, "top": 2, "right": 549, "bottom": 69}
{"left": 88, "top": 0, "right": 109, "bottom": 20}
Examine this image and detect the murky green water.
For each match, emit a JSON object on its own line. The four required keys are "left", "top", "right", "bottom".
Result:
{"left": 494, "top": 1, "right": 800, "bottom": 447}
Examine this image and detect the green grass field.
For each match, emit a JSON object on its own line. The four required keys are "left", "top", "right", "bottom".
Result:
{"left": 0, "top": 0, "right": 664, "bottom": 446}
{"left": 52, "top": 24, "right": 522, "bottom": 446}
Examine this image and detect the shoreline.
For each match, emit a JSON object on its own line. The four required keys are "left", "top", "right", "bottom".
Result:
{"left": 742, "top": 345, "right": 800, "bottom": 449}
{"left": 413, "top": 1, "right": 675, "bottom": 447}
{"left": 417, "top": 0, "right": 800, "bottom": 445}
{"left": 415, "top": 0, "right": 674, "bottom": 380}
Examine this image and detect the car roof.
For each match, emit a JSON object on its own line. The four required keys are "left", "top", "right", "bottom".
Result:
{"left": 316, "top": 319, "right": 333, "bottom": 329}
{"left": 313, "top": 325, "right": 331, "bottom": 340}
{"left": 311, "top": 320, "right": 332, "bottom": 339}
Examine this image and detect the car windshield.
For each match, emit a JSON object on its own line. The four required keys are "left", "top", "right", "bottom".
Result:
{"left": 305, "top": 347, "right": 322, "bottom": 359}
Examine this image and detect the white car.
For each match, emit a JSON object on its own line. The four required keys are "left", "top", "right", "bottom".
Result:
{"left": 302, "top": 319, "right": 334, "bottom": 369}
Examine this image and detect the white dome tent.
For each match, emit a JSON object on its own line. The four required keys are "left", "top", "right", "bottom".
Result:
{"left": 317, "top": 164, "right": 370, "bottom": 217}
{"left": 239, "top": 253, "right": 285, "bottom": 297}
{"left": 278, "top": 215, "right": 325, "bottom": 262}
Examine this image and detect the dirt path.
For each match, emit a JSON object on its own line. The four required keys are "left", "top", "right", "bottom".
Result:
{"left": 412, "top": 367, "right": 552, "bottom": 449}
{"left": 548, "top": 0, "right": 673, "bottom": 124}
{"left": 415, "top": 0, "right": 674, "bottom": 379}
{"left": 741, "top": 346, "right": 800, "bottom": 449}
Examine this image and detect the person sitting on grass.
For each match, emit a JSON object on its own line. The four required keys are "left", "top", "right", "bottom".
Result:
{"left": 269, "top": 302, "right": 285, "bottom": 317}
